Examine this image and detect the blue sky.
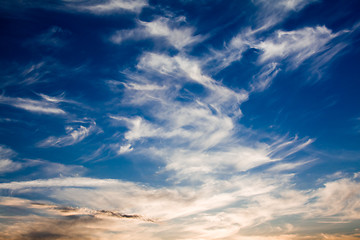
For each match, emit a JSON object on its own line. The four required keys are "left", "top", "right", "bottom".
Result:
{"left": 0, "top": 0, "right": 360, "bottom": 239}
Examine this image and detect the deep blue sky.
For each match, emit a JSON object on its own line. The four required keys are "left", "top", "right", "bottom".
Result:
{"left": 0, "top": 0, "right": 360, "bottom": 239}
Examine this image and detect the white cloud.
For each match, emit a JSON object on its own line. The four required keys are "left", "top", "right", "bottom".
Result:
{"left": 0, "top": 95, "right": 66, "bottom": 115}
{"left": 0, "top": 177, "right": 121, "bottom": 190}
{"left": 269, "top": 136, "right": 315, "bottom": 160}
{"left": 108, "top": 47, "right": 316, "bottom": 185}
{"left": 250, "top": 62, "right": 280, "bottom": 92}
{"left": 37, "top": 92, "right": 76, "bottom": 104}
{"left": 24, "top": 159, "right": 86, "bottom": 178}
{"left": 137, "top": 52, "right": 248, "bottom": 111}
{"left": 111, "top": 116, "right": 160, "bottom": 141}
{"left": 0, "top": 145, "right": 16, "bottom": 159}
{"left": 110, "top": 28, "right": 145, "bottom": 44}
{"left": 0, "top": 159, "right": 21, "bottom": 174}
{"left": 124, "top": 82, "right": 166, "bottom": 91}
{"left": 0, "top": 174, "right": 289, "bottom": 221}
{"left": 213, "top": 25, "right": 344, "bottom": 92}
{"left": 72, "top": 0, "right": 148, "bottom": 14}
{"left": 0, "top": 145, "right": 21, "bottom": 174}
{"left": 20, "top": 61, "right": 47, "bottom": 85}
{"left": 141, "top": 17, "right": 203, "bottom": 50}
{"left": 253, "top": 0, "right": 317, "bottom": 28}
{"left": 267, "top": 159, "right": 313, "bottom": 172}
{"left": 310, "top": 176, "right": 360, "bottom": 220}
{"left": 110, "top": 17, "right": 203, "bottom": 50}
{"left": 257, "top": 26, "right": 336, "bottom": 67}
{"left": 162, "top": 146, "right": 272, "bottom": 181}
{"left": 38, "top": 121, "right": 98, "bottom": 147}
{"left": 117, "top": 144, "right": 133, "bottom": 154}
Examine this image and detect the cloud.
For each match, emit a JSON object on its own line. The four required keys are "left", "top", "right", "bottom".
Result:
{"left": 0, "top": 197, "right": 154, "bottom": 222}
{"left": 19, "top": 61, "right": 47, "bottom": 85}
{"left": 215, "top": 25, "right": 347, "bottom": 91}
{"left": 108, "top": 47, "right": 315, "bottom": 184}
{"left": 226, "top": 25, "right": 339, "bottom": 72}
{"left": 0, "top": 159, "right": 21, "bottom": 174}
{"left": 136, "top": 52, "right": 248, "bottom": 110}
{"left": 25, "top": 26, "right": 70, "bottom": 49}
{"left": 0, "top": 196, "right": 158, "bottom": 240}
{"left": 0, "top": 1, "right": 359, "bottom": 239}
{"left": 1, "top": 173, "right": 360, "bottom": 239}
{"left": 117, "top": 81, "right": 166, "bottom": 91}
{"left": 0, "top": 149, "right": 358, "bottom": 239}
{"left": 37, "top": 92, "right": 68, "bottom": 103}
{"left": 0, "top": 145, "right": 16, "bottom": 159}
{"left": 67, "top": 0, "right": 148, "bottom": 14}
{"left": 110, "top": 16, "right": 203, "bottom": 50}
{"left": 266, "top": 159, "right": 313, "bottom": 172}
{"left": 141, "top": 17, "right": 203, "bottom": 50}
{"left": 0, "top": 145, "right": 21, "bottom": 174}
{"left": 257, "top": 26, "right": 337, "bottom": 68}
{"left": 0, "top": 95, "right": 66, "bottom": 115}
{"left": 101, "top": 35, "right": 320, "bottom": 189}
{"left": 117, "top": 144, "right": 133, "bottom": 154}
{"left": 38, "top": 121, "right": 98, "bottom": 147}
{"left": 0, "top": 177, "right": 121, "bottom": 190}
{"left": 253, "top": 0, "right": 317, "bottom": 27}
{"left": 250, "top": 62, "right": 280, "bottom": 91}
{"left": 0, "top": 175, "right": 293, "bottom": 222}
{"left": 269, "top": 136, "right": 315, "bottom": 160}
{"left": 24, "top": 159, "right": 87, "bottom": 178}
{"left": 0, "top": 58, "right": 82, "bottom": 87}
{"left": 310, "top": 175, "right": 360, "bottom": 220}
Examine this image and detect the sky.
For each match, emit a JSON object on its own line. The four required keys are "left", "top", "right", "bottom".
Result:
{"left": 0, "top": 0, "right": 360, "bottom": 239}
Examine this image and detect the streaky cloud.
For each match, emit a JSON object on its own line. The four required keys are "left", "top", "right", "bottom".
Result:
{"left": 0, "top": 145, "right": 21, "bottom": 174}
{"left": 257, "top": 26, "right": 337, "bottom": 67}
{"left": 67, "top": 0, "right": 148, "bottom": 14}
{"left": 110, "top": 16, "right": 204, "bottom": 51}
{"left": 0, "top": 95, "right": 66, "bottom": 115}
{"left": 37, "top": 120, "right": 98, "bottom": 147}
{"left": 253, "top": 0, "right": 317, "bottom": 28}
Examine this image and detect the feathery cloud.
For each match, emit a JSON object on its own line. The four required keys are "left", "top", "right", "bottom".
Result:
{"left": 68, "top": 0, "right": 148, "bottom": 14}
{"left": 0, "top": 95, "right": 66, "bottom": 115}
{"left": 0, "top": 145, "right": 21, "bottom": 174}
{"left": 111, "top": 16, "right": 203, "bottom": 50}
{"left": 38, "top": 121, "right": 98, "bottom": 147}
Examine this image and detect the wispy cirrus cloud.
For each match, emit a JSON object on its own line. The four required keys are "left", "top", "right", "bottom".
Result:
{"left": 23, "top": 159, "right": 87, "bottom": 178}
{"left": 111, "top": 16, "right": 204, "bottom": 50}
{"left": 3, "top": 0, "right": 149, "bottom": 14}
{"left": 0, "top": 60, "right": 57, "bottom": 87}
{"left": 0, "top": 159, "right": 22, "bottom": 174}
{"left": 25, "top": 26, "right": 70, "bottom": 49}
{"left": 250, "top": 62, "right": 280, "bottom": 91}
{"left": 70, "top": 0, "right": 148, "bottom": 14}
{"left": 141, "top": 17, "right": 203, "bottom": 50}
{"left": 256, "top": 26, "right": 337, "bottom": 67}
{"left": 0, "top": 145, "right": 21, "bottom": 174}
{"left": 38, "top": 120, "right": 98, "bottom": 147}
{"left": 216, "top": 24, "right": 349, "bottom": 90}
{"left": 103, "top": 47, "right": 317, "bottom": 188}
{"left": 253, "top": 0, "right": 318, "bottom": 28}
{"left": 0, "top": 95, "right": 66, "bottom": 115}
